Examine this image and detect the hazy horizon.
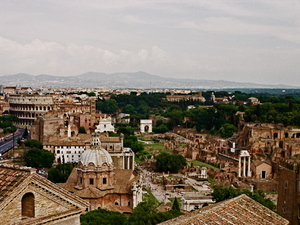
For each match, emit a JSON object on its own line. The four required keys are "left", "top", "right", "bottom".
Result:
{"left": 1, "top": 1, "right": 300, "bottom": 86}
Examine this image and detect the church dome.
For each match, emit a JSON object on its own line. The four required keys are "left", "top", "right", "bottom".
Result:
{"left": 80, "top": 147, "right": 113, "bottom": 167}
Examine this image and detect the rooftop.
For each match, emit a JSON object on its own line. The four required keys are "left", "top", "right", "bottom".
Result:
{"left": 159, "top": 194, "right": 289, "bottom": 225}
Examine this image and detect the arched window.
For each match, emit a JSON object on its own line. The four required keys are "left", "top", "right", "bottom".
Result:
{"left": 22, "top": 193, "right": 35, "bottom": 218}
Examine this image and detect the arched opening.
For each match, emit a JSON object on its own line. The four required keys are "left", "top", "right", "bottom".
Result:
{"left": 22, "top": 193, "right": 35, "bottom": 218}
{"left": 144, "top": 125, "right": 149, "bottom": 132}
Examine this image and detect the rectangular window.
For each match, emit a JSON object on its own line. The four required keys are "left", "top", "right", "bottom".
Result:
{"left": 103, "top": 178, "right": 107, "bottom": 184}
{"left": 90, "top": 178, "right": 94, "bottom": 185}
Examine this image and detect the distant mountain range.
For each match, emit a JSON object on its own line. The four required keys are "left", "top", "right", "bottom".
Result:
{"left": 0, "top": 71, "right": 299, "bottom": 89}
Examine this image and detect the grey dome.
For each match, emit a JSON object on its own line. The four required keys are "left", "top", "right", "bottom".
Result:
{"left": 80, "top": 147, "right": 113, "bottom": 167}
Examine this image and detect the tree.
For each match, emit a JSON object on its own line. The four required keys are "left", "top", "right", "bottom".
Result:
{"left": 156, "top": 153, "right": 186, "bottom": 173}
{"left": 172, "top": 197, "right": 180, "bottom": 211}
{"left": 24, "top": 139, "right": 43, "bottom": 149}
{"left": 212, "top": 186, "right": 276, "bottom": 211}
{"left": 22, "top": 127, "right": 29, "bottom": 139}
{"left": 78, "top": 126, "right": 87, "bottom": 134}
{"left": 117, "top": 126, "right": 134, "bottom": 136}
{"left": 24, "top": 148, "right": 55, "bottom": 168}
{"left": 218, "top": 123, "right": 238, "bottom": 138}
{"left": 123, "top": 104, "right": 137, "bottom": 114}
{"left": 48, "top": 163, "right": 76, "bottom": 183}
{"left": 103, "top": 99, "right": 119, "bottom": 114}
{"left": 127, "top": 191, "right": 182, "bottom": 225}
{"left": 124, "top": 135, "right": 144, "bottom": 153}
{"left": 153, "top": 124, "right": 169, "bottom": 133}
{"left": 81, "top": 208, "right": 127, "bottom": 225}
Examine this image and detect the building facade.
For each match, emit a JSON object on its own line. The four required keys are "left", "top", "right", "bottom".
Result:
{"left": 60, "top": 134, "right": 142, "bottom": 213}
{"left": 8, "top": 95, "right": 54, "bottom": 126}
{"left": 0, "top": 164, "right": 89, "bottom": 225}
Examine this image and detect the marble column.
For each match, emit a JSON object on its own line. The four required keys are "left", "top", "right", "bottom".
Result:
{"left": 238, "top": 156, "right": 241, "bottom": 177}
{"left": 247, "top": 156, "right": 251, "bottom": 177}
{"left": 243, "top": 157, "right": 246, "bottom": 177}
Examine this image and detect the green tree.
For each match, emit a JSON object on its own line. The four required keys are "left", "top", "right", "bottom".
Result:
{"left": 48, "top": 163, "right": 75, "bottom": 183}
{"left": 103, "top": 99, "right": 119, "bottom": 114}
{"left": 81, "top": 208, "right": 127, "bottom": 225}
{"left": 156, "top": 153, "right": 186, "bottom": 173}
{"left": 117, "top": 126, "right": 134, "bottom": 136}
{"left": 128, "top": 191, "right": 182, "bottom": 225}
{"left": 24, "top": 139, "right": 43, "bottom": 149}
{"left": 78, "top": 126, "right": 87, "bottom": 134}
{"left": 123, "top": 104, "right": 137, "bottom": 114}
{"left": 22, "top": 127, "right": 29, "bottom": 139}
{"left": 212, "top": 186, "right": 276, "bottom": 211}
{"left": 172, "top": 197, "right": 180, "bottom": 211}
{"left": 153, "top": 124, "right": 169, "bottom": 133}
{"left": 124, "top": 135, "right": 144, "bottom": 153}
{"left": 24, "top": 148, "right": 55, "bottom": 168}
{"left": 218, "top": 123, "right": 238, "bottom": 138}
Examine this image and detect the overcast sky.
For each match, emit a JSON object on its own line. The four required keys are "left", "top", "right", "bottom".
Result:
{"left": 0, "top": 0, "right": 300, "bottom": 86}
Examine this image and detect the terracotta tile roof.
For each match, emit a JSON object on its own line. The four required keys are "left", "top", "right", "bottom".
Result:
{"left": 114, "top": 169, "right": 138, "bottom": 193}
{"left": 60, "top": 168, "right": 137, "bottom": 197}
{"left": 74, "top": 186, "right": 111, "bottom": 198}
{"left": 0, "top": 164, "right": 33, "bottom": 203}
{"left": 252, "top": 160, "right": 272, "bottom": 167}
{"left": 159, "top": 194, "right": 289, "bottom": 225}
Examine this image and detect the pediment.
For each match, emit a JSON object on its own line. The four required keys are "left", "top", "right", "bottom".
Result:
{"left": 0, "top": 171, "right": 89, "bottom": 224}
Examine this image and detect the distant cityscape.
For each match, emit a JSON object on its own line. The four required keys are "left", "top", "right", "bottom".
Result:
{"left": 0, "top": 83, "right": 299, "bottom": 224}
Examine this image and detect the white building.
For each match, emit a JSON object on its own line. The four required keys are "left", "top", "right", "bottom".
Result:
{"left": 54, "top": 145, "right": 86, "bottom": 163}
{"left": 118, "top": 113, "right": 130, "bottom": 124}
{"left": 95, "top": 115, "right": 115, "bottom": 133}
{"left": 181, "top": 195, "right": 215, "bottom": 211}
{"left": 140, "top": 119, "right": 152, "bottom": 133}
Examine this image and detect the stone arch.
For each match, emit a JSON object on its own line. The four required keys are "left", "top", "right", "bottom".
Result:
{"left": 22, "top": 192, "right": 35, "bottom": 218}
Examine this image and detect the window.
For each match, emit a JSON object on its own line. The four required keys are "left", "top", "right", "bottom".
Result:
{"left": 261, "top": 171, "right": 266, "bottom": 179}
{"left": 90, "top": 178, "right": 94, "bottom": 185}
{"left": 103, "top": 178, "right": 107, "bottom": 184}
{"left": 285, "top": 181, "right": 289, "bottom": 189}
{"left": 22, "top": 193, "right": 35, "bottom": 218}
{"left": 115, "top": 202, "right": 119, "bottom": 205}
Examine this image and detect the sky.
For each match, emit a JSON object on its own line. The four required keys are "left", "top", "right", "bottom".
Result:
{"left": 0, "top": 0, "right": 300, "bottom": 86}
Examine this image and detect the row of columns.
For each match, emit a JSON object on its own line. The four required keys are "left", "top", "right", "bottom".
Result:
{"left": 123, "top": 155, "right": 135, "bottom": 170}
{"left": 238, "top": 154, "right": 251, "bottom": 177}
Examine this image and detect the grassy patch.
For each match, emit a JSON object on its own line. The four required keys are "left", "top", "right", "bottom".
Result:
{"left": 190, "top": 160, "right": 219, "bottom": 171}
{"left": 143, "top": 141, "right": 166, "bottom": 151}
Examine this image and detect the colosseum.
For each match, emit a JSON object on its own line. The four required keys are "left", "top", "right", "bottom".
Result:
{"left": 8, "top": 94, "right": 54, "bottom": 126}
